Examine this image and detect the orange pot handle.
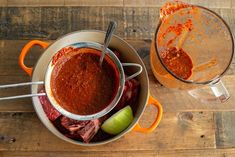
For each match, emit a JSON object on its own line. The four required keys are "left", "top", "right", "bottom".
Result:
{"left": 133, "top": 95, "right": 163, "bottom": 133}
{"left": 19, "top": 40, "right": 49, "bottom": 77}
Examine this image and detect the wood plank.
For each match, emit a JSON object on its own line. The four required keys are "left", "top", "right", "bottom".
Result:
{"left": 0, "top": 111, "right": 215, "bottom": 151}
{"left": 124, "top": 0, "right": 232, "bottom": 8}
{"left": 5, "top": 0, "right": 232, "bottom": 8}
{"left": 69, "top": 7, "right": 124, "bottom": 38}
{"left": 124, "top": 0, "right": 165, "bottom": 7}
{"left": 0, "top": 0, "right": 7, "bottom": 7}
{"left": 2, "top": 149, "right": 235, "bottom": 157}
{"left": 7, "top": 0, "right": 65, "bottom": 6}
{"left": 232, "top": 0, "right": 235, "bottom": 8}
{"left": 123, "top": 7, "right": 159, "bottom": 40}
{"left": 41, "top": 7, "right": 70, "bottom": 39}
{"left": 6, "top": 0, "right": 124, "bottom": 7}
{"left": 0, "top": 7, "right": 235, "bottom": 40}
{"left": 0, "top": 7, "right": 124, "bottom": 40}
{"left": 188, "top": 0, "right": 231, "bottom": 8}
{"left": 215, "top": 111, "right": 235, "bottom": 148}
{"left": 2, "top": 0, "right": 232, "bottom": 8}
{"left": 64, "top": 0, "right": 123, "bottom": 6}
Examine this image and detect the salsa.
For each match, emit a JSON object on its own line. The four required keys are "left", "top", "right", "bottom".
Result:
{"left": 158, "top": 1, "right": 194, "bottom": 80}
{"left": 160, "top": 47, "right": 193, "bottom": 80}
{"left": 50, "top": 47, "right": 120, "bottom": 115}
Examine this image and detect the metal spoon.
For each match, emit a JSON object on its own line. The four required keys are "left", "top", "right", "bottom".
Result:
{"left": 99, "top": 21, "right": 117, "bottom": 65}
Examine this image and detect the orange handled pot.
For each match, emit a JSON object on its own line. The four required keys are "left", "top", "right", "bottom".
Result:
{"left": 17, "top": 40, "right": 144, "bottom": 121}
{"left": 18, "top": 40, "right": 163, "bottom": 134}
{"left": 10, "top": 30, "right": 163, "bottom": 146}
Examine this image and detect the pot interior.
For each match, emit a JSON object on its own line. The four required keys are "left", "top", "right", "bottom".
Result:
{"left": 31, "top": 30, "right": 149, "bottom": 146}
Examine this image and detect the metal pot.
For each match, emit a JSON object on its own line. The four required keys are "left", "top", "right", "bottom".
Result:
{"left": 18, "top": 30, "right": 163, "bottom": 146}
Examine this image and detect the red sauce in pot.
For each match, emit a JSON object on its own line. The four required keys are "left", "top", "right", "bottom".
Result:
{"left": 51, "top": 47, "right": 120, "bottom": 115}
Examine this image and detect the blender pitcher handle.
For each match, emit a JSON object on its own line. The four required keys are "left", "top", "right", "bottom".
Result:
{"left": 122, "top": 63, "right": 143, "bottom": 81}
{"left": 210, "top": 79, "right": 230, "bottom": 103}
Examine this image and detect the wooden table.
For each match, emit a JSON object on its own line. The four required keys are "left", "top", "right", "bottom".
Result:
{"left": 0, "top": 0, "right": 235, "bottom": 156}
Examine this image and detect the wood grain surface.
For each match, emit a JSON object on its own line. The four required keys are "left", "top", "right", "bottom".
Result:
{"left": 1, "top": 7, "right": 235, "bottom": 40}
{"left": 215, "top": 112, "right": 235, "bottom": 149}
{"left": 1, "top": 0, "right": 234, "bottom": 8}
{"left": 0, "top": 1, "right": 235, "bottom": 156}
{"left": 1, "top": 149, "right": 235, "bottom": 157}
{"left": 0, "top": 111, "right": 215, "bottom": 151}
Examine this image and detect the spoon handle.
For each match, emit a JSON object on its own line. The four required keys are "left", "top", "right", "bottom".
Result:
{"left": 100, "top": 21, "right": 117, "bottom": 65}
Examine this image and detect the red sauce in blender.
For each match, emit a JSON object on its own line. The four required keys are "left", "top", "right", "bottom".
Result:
{"left": 160, "top": 47, "right": 193, "bottom": 80}
{"left": 50, "top": 47, "right": 120, "bottom": 115}
{"left": 158, "top": 1, "right": 194, "bottom": 80}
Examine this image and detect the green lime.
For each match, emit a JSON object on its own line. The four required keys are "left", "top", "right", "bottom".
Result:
{"left": 101, "top": 106, "right": 134, "bottom": 135}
